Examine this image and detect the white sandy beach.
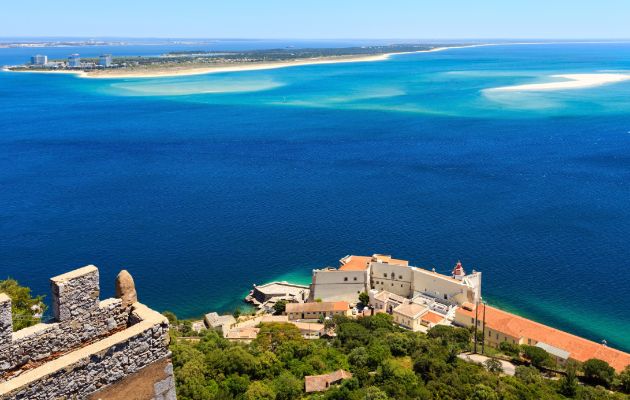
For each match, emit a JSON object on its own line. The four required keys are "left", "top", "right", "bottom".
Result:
{"left": 488, "top": 74, "right": 630, "bottom": 91}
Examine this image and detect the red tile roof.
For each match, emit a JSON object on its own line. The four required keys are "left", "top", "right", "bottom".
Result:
{"left": 225, "top": 327, "right": 260, "bottom": 340}
{"left": 456, "top": 305, "right": 630, "bottom": 371}
{"left": 422, "top": 312, "right": 444, "bottom": 324}
{"left": 339, "top": 256, "right": 372, "bottom": 271}
{"left": 286, "top": 301, "right": 348, "bottom": 314}
{"left": 305, "top": 370, "right": 352, "bottom": 392}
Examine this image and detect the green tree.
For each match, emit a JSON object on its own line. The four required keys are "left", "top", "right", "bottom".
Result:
{"left": 499, "top": 341, "right": 520, "bottom": 355}
{"left": 620, "top": 365, "right": 630, "bottom": 393}
{"left": 161, "top": 311, "right": 178, "bottom": 325}
{"left": 273, "top": 300, "right": 288, "bottom": 314}
{"left": 472, "top": 384, "right": 496, "bottom": 400}
{"left": 454, "top": 327, "right": 472, "bottom": 343}
{"left": 316, "top": 298, "right": 323, "bottom": 302}
{"left": 583, "top": 358, "right": 615, "bottom": 385}
{"left": 233, "top": 308, "right": 241, "bottom": 318}
{"left": 348, "top": 347, "right": 368, "bottom": 368}
{"left": 273, "top": 371, "right": 303, "bottom": 400}
{"left": 514, "top": 365, "right": 542, "bottom": 384}
{"left": 521, "top": 345, "right": 550, "bottom": 368}
{"left": 559, "top": 363, "right": 579, "bottom": 398}
{"left": 244, "top": 381, "right": 275, "bottom": 400}
{"left": 365, "top": 386, "right": 389, "bottom": 400}
{"left": 359, "top": 292, "right": 370, "bottom": 306}
{"left": 484, "top": 357, "right": 503, "bottom": 374}
{"left": 427, "top": 325, "right": 454, "bottom": 340}
{"left": 318, "top": 315, "right": 326, "bottom": 324}
{"left": 0, "top": 277, "right": 48, "bottom": 331}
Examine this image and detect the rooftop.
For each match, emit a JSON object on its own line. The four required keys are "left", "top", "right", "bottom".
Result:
{"left": 393, "top": 303, "right": 428, "bottom": 318}
{"left": 205, "top": 312, "right": 236, "bottom": 328}
{"left": 305, "top": 370, "right": 352, "bottom": 393}
{"left": 339, "top": 256, "right": 372, "bottom": 271}
{"left": 254, "top": 281, "right": 309, "bottom": 295}
{"left": 286, "top": 301, "right": 349, "bottom": 313}
{"left": 456, "top": 305, "right": 630, "bottom": 371}
{"left": 422, "top": 311, "right": 445, "bottom": 324}
{"left": 225, "top": 327, "right": 260, "bottom": 340}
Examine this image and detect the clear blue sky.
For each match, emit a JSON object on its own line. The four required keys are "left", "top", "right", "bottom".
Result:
{"left": 3, "top": 0, "right": 629, "bottom": 39}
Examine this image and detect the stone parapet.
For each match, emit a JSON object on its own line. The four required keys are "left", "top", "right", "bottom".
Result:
{"left": 51, "top": 265, "right": 100, "bottom": 322}
{"left": 0, "top": 298, "right": 128, "bottom": 381}
{"left": 0, "top": 295, "right": 11, "bottom": 352}
{"left": 0, "top": 304, "right": 170, "bottom": 400}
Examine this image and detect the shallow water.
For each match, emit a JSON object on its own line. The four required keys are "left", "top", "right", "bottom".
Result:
{"left": 1, "top": 42, "right": 629, "bottom": 352}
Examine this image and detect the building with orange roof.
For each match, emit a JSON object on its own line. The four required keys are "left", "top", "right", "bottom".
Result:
{"left": 305, "top": 370, "right": 352, "bottom": 393}
{"left": 224, "top": 326, "right": 260, "bottom": 342}
{"left": 370, "top": 290, "right": 409, "bottom": 314}
{"left": 309, "top": 255, "right": 482, "bottom": 306}
{"left": 454, "top": 304, "right": 630, "bottom": 371}
{"left": 285, "top": 301, "right": 350, "bottom": 321}
{"left": 392, "top": 302, "right": 429, "bottom": 331}
{"left": 420, "top": 311, "right": 445, "bottom": 328}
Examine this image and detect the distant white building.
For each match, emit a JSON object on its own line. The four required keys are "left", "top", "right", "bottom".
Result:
{"left": 68, "top": 54, "right": 81, "bottom": 67}
{"left": 31, "top": 55, "right": 47, "bottom": 65}
{"left": 100, "top": 54, "right": 113, "bottom": 67}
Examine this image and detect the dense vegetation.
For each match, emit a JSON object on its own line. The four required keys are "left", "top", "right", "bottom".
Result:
{"left": 164, "top": 44, "right": 475, "bottom": 59}
{"left": 169, "top": 312, "right": 630, "bottom": 400}
{"left": 0, "top": 277, "right": 47, "bottom": 331}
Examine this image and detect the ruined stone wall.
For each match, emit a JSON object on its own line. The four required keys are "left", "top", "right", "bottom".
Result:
{"left": 0, "top": 265, "right": 174, "bottom": 400}
{"left": 0, "top": 305, "right": 170, "bottom": 400}
{"left": 0, "top": 267, "right": 128, "bottom": 382}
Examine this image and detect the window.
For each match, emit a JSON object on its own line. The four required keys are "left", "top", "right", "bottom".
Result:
{"left": 307, "top": 312, "right": 310, "bottom": 315}
{"left": 383, "top": 274, "right": 387, "bottom": 278}
{"left": 344, "top": 277, "right": 348, "bottom": 282}
{"left": 357, "top": 291, "right": 360, "bottom": 294}
{"left": 391, "top": 283, "right": 393, "bottom": 286}
{"left": 396, "top": 316, "right": 398, "bottom": 321}
{"left": 528, "top": 339, "right": 531, "bottom": 345}
{"left": 513, "top": 340, "right": 515, "bottom": 344}
{"left": 444, "top": 294, "right": 447, "bottom": 300}
{"left": 399, "top": 275, "right": 402, "bottom": 279}
{"left": 401, "top": 284, "right": 403, "bottom": 287}
{"left": 471, "top": 318, "right": 474, "bottom": 323}
{"left": 496, "top": 334, "right": 499, "bottom": 340}
{"left": 353, "top": 277, "right": 357, "bottom": 281}
{"left": 488, "top": 331, "right": 491, "bottom": 336}
{"left": 559, "top": 358, "right": 564, "bottom": 362}
{"left": 505, "top": 337, "right": 507, "bottom": 342}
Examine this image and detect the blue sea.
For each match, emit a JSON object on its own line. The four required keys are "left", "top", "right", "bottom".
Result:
{"left": 1, "top": 41, "right": 629, "bottom": 352}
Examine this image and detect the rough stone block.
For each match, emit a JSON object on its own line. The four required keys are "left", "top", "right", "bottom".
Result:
{"left": 50, "top": 266, "right": 100, "bottom": 322}
{"left": 0, "top": 293, "right": 12, "bottom": 350}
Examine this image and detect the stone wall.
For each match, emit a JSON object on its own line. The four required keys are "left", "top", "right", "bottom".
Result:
{"left": 0, "top": 303, "right": 170, "bottom": 400}
{"left": 0, "top": 266, "right": 129, "bottom": 383}
{"left": 0, "top": 266, "right": 175, "bottom": 400}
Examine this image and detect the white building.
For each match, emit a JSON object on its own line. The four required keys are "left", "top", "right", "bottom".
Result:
{"left": 309, "top": 255, "right": 481, "bottom": 306}
{"left": 31, "top": 55, "right": 47, "bottom": 65}
{"left": 68, "top": 54, "right": 81, "bottom": 67}
{"left": 100, "top": 54, "right": 113, "bottom": 67}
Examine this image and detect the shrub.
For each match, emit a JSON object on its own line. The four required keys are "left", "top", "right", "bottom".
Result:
{"left": 499, "top": 341, "right": 520, "bottom": 355}
{"left": 583, "top": 358, "right": 615, "bottom": 385}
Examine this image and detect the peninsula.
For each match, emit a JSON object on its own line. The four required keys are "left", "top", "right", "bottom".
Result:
{"left": 5, "top": 43, "right": 486, "bottom": 78}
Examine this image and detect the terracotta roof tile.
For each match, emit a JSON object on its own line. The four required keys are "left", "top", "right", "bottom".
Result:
{"left": 305, "top": 370, "right": 352, "bottom": 393}
{"left": 456, "top": 305, "right": 630, "bottom": 371}
{"left": 339, "top": 256, "right": 372, "bottom": 271}
{"left": 422, "top": 312, "right": 444, "bottom": 324}
{"left": 286, "top": 302, "right": 348, "bottom": 314}
{"left": 394, "top": 303, "right": 428, "bottom": 318}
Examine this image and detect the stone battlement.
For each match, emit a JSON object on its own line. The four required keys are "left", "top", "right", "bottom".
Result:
{"left": 0, "top": 266, "right": 175, "bottom": 400}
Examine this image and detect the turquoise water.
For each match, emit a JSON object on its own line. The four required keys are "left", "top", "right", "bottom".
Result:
{"left": 1, "top": 42, "right": 629, "bottom": 352}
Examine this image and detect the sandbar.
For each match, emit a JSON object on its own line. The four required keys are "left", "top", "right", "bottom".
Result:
{"left": 488, "top": 74, "right": 630, "bottom": 91}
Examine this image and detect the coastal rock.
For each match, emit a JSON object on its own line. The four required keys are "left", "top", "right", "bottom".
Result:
{"left": 115, "top": 270, "right": 137, "bottom": 308}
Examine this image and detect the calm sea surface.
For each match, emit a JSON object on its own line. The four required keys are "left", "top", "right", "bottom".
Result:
{"left": 1, "top": 42, "right": 629, "bottom": 352}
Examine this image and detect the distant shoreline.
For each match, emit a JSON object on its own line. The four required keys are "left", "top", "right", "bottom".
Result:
{"left": 4, "top": 41, "right": 630, "bottom": 80}
{"left": 1, "top": 44, "right": 491, "bottom": 79}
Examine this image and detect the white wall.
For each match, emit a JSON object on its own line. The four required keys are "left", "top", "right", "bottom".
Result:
{"left": 370, "top": 262, "right": 413, "bottom": 297}
{"left": 410, "top": 268, "right": 469, "bottom": 304}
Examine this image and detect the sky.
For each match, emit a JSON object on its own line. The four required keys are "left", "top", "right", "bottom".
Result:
{"left": 2, "top": 0, "right": 630, "bottom": 39}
